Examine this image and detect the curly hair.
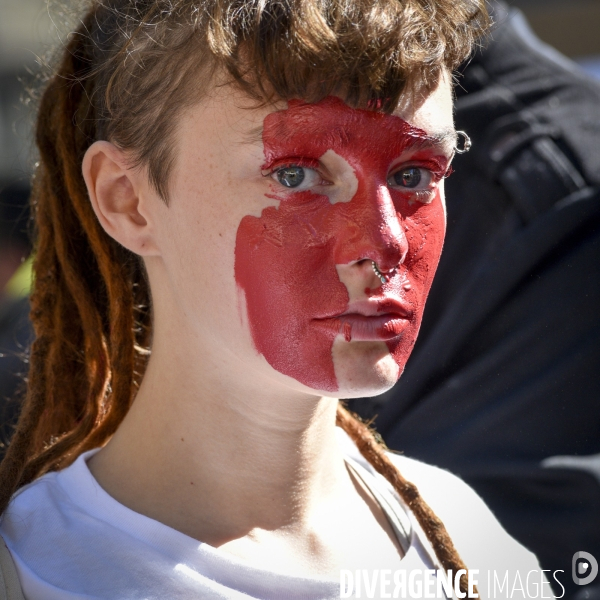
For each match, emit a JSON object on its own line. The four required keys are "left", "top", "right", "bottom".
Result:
{"left": 0, "top": 0, "right": 489, "bottom": 594}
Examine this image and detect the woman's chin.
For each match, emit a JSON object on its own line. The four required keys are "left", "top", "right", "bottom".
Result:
{"left": 331, "top": 338, "right": 401, "bottom": 399}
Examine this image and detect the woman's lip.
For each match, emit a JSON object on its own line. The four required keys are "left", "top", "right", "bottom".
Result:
{"left": 316, "top": 298, "right": 412, "bottom": 320}
{"left": 313, "top": 313, "right": 410, "bottom": 342}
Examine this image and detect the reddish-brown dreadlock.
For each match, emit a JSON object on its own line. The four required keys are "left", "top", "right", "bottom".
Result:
{"left": 0, "top": 7, "right": 151, "bottom": 495}
{"left": 0, "top": 0, "right": 488, "bottom": 594}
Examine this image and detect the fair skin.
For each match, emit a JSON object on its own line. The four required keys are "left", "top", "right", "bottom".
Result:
{"left": 82, "top": 72, "right": 455, "bottom": 578}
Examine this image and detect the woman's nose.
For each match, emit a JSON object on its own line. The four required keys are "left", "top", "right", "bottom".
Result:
{"left": 333, "top": 183, "right": 408, "bottom": 272}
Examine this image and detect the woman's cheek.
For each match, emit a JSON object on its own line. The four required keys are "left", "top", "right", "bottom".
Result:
{"left": 403, "top": 195, "right": 446, "bottom": 286}
{"left": 383, "top": 193, "right": 446, "bottom": 374}
{"left": 234, "top": 197, "right": 349, "bottom": 392}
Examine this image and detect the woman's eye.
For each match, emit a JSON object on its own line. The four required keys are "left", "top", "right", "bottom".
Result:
{"left": 271, "top": 165, "right": 323, "bottom": 191}
{"left": 388, "top": 167, "right": 434, "bottom": 190}
{"left": 387, "top": 166, "right": 438, "bottom": 204}
{"left": 277, "top": 166, "right": 305, "bottom": 188}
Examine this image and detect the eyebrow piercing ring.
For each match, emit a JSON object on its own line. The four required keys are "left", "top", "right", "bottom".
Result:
{"left": 372, "top": 261, "right": 389, "bottom": 284}
{"left": 455, "top": 131, "right": 472, "bottom": 154}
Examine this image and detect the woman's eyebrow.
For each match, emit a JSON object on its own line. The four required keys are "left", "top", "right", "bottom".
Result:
{"left": 241, "top": 125, "right": 459, "bottom": 154}
{"left": 404, "top": 128, "right": 458, "bottom": 155}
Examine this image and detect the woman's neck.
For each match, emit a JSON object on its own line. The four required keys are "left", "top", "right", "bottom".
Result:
{"left": 88, "top": 307, "right": 405, "bottom": 577}
{"left": 88, "top": 336, "right": 349, "bottom": 546}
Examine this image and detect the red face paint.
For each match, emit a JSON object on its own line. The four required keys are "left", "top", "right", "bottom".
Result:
{"left": 234, "top": 97, "right": 447, "bottom": 391}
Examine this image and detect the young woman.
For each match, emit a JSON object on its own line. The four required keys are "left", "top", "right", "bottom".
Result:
{"left": 0, "top": 0, "right": 552, "bottom": 598}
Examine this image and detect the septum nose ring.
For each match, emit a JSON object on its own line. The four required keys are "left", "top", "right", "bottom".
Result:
{"left": 371, "top": 261, "right": 395, "bottom": 284}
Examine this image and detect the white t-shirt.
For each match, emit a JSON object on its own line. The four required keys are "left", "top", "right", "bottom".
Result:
{"left": 0, "top": 429, "right": 551, "bottom": 599}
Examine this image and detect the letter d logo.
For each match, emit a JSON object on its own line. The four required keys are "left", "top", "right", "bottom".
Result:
{"left": 573, "top": 552, "right": 599, "bottom": 585}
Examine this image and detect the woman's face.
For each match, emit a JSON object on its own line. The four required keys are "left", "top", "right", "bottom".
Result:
{"left": 151, "top": 75, "right": 455, "bottom": 398}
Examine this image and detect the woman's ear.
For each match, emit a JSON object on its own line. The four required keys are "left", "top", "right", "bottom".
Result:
{"left": 82, "top": 141, "right": 160, "bottom": 256}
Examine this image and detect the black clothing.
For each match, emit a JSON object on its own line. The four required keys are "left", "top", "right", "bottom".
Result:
{"left": 348, "top": 5, "right": 600, "bottom": 597}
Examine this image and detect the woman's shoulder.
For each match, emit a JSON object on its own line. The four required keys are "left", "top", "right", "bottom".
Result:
{"left": 0, "top": 450, "right": 211, "bottom": 599}
{"left": 388, "top": 453, "right": 558, "bottom": 595}
{"left": 0, "top": 458, "right": 87, "bottom": 598}
{"left": 337, "top": 428, "right": 549, "bottom": 588}
{"left": 1, "top": 451, "right": 96, "bottom": 537}
{"left": 0, "top": 452, "right": 102, "bottom": 588}
{"left": 1, "top": 468, "right": 70, "bottom": 542}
